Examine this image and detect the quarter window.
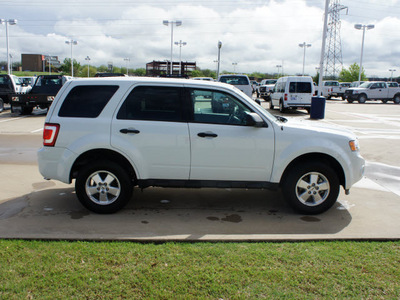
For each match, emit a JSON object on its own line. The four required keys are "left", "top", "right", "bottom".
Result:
{"left": 117, "top": 86, "right": 183, "bottom": 121}
{"left": 190, "top": 89, "right": 251, "bottom": 125}
{"left": 59, "top": 85, "right": 119, "bottom": 118}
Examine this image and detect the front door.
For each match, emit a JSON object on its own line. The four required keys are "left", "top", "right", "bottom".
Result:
{"left": 187, "top": 88, "right": 275, "bottom": 182}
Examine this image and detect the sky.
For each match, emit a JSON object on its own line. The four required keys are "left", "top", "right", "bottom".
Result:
{"left": 1, "top": 0, "right": 400, "bottom": 77}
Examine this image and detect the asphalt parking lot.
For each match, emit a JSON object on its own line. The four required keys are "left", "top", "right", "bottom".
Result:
{"left": 0, "top": 100, "right": 399, "bottom": 241}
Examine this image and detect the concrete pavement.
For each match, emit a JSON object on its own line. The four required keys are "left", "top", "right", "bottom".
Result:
{"left": 0, "top": 102, "right": 399, "bottom": 241}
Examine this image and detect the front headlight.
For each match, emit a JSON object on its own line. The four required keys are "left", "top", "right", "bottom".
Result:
{"left": 349, "top": 140, "right": 360, "bottom": 152}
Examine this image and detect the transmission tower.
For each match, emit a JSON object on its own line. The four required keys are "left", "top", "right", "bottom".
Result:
{"left": 323, "top": 0, "right": 348, "bottom": 79}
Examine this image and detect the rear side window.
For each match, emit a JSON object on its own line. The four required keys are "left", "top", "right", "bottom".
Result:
{"left": 59, "top": 85, "right": 119, "bottom": 118}
{"left": 219, "top": 76, "right": 249, "bottom": 85}
{"left": 289, "top": 82, "right": 312, "bottom": 93}
{"left": 117, "top": 86, "right": 183, "bottom": 121}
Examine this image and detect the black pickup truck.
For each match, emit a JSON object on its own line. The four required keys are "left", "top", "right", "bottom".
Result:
{"left": 11, "top": 75, "right": 72, "bottom": 114}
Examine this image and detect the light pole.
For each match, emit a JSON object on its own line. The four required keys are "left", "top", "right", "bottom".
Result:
{"left": 85, "top": 56, "right": 91, "bottom": 77}
{"left": 276, "top": 64, "right": 282, "bottom": 78}
{"left": 0, "top": 19, "right": 17, "bottom": 75}
{"left": 299, "top": 42, "right": 311, "bottom": 76}
{"left": 232, "top": 62, "right": 238, "bottom": 73}
{"left": 65, "top": 39, "right": 78, "bottom": 77}
{"left": 354, "top": 24, "right": 375, "bottom": 83}
{"left": 163, "top": 20, "right": 182, "bottom": 75}
{"left": 217, "top": 41, "right": 222, "bottom": 79}
{"left": 174, "top": 40, "right": 186, "bottom": 76}
{"left": 124, "top": 58, "right": 130, "bottom": 75}
{"left": 389, "top": 69, "right": 396, "bottom": 82}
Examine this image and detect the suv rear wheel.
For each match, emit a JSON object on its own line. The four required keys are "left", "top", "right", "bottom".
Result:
{"left": 282, "top": 161, "right": 340, "bottom": 214}
{"left": 75, "top": 160, "right": 133, "bottom": 214}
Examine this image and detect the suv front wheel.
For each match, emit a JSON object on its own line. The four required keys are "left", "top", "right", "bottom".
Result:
{"left": 281, "top": 161, "right": 339, "bottom": 214}
{"left": 75, "top": 161, "right": 133, "bottom": 214}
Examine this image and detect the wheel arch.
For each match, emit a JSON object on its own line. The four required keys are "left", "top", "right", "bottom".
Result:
{"left": 280, "top": 152, "right": 345, "bottom": 188}
{"left": 70, "top": 149, "right": 137, "bottom": 183}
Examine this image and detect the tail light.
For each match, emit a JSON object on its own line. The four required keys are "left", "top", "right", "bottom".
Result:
{"left": 43, "top": 123, "right": 60, "bottom": 147}
{"left": 284, "top": 93, "right": 288, "bottom": 101}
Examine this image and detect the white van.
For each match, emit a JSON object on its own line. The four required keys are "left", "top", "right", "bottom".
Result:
{"left": 218, "top": 74, "right": 253, "bottom": 98}
{"left": 269, "top": 76, "right": 314, "bottom": 113}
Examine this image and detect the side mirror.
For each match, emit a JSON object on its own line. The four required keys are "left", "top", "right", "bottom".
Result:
{"left": 246, "top": 113, "right": 264, "bottom": 127}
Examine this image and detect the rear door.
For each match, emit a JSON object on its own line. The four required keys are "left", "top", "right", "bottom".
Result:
{"left": 288, "top": 81, "right": 313, "bottom": 105}
{"left": 111, "top": 84, "right": 190, "bottom": 180}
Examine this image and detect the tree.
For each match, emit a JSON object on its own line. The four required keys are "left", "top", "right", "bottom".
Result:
{"left": 61, "top": 58, "right": 81, "bottom": 76}
{"left": 339, "top": 63, "right": 366, "bottom": 82}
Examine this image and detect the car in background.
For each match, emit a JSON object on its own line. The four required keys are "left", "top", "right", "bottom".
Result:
{"left": 257, "top": 79, "right": 277, "bottom": 100}
{"left": 218, "top": 74, "right": 253, "bottom": 98}
{"left": 192, "top": 77, "right": 214, "bottom": 81}
{"left": 270, "top": 76, "right": 314, "bottom": 113}
{"left": 19, "top": 76, "right": 37, "bottom": 88}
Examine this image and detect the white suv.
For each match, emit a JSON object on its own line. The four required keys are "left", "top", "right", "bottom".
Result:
{"left": 38, "top": 77, "right": 364, "bottom": 214}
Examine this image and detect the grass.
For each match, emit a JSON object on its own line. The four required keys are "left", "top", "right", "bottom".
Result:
{"left": 0, "top": 71, "right": 55, "bottom": 76}
{"left": 0, "top": 240, "right": 399, "bottom": 299}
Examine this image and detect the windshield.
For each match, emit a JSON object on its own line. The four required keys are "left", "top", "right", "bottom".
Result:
{"left": 219, "top": 76, "right": 249, "bottom": 85}
{"left": 358, "top": 82, "right": 371, "bottom": 88}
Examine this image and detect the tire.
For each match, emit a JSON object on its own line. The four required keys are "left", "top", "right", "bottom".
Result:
{"left": 0, "top": 98, "right": 4, "bottom": 113}
{"left": 393, "top": 94, "right": 400, "bottom": 104}
{"left": 281, "top": 161, "right": 340, "bottom": 214}
{"left": 279, "top": 100, "right": 286, "bottom": 113}
{"left": 75, "top": 160, "right": 133, "bottom": 214}
{"left": 21, "top": 106, "right": 33, "bottom": 115}
{"left": 269, "top": 100, "right": 274, "bottom": 110}
{"left": 358, "top": 94, "right": 367, "bottom": 104}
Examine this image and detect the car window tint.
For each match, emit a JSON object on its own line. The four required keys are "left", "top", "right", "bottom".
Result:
{"left": 289, "top": 82, "right": 312, "bottom": 93}
{"left": 117, "top": 86, "right": 183, "bottom": 121}
{"left": 190, "top": 89, "right": 252, "bottom": 126}
{"left": 59, "top": 85, "right": 119, "bottom": 118}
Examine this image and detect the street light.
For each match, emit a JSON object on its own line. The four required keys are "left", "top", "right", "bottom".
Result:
{"left": 163, "top": 20, "right": 182, "bottom": 75}
{"left": 124, "top": 58, "right": 130, "bottom": 75}
{"left": 0, "top": 19, "right": 17, "bottom": 75}
{"left": 299, "top": 42, "right": 311, "bottom": 76}
{"left": 389, "top": 69, "right": 396, "bottom": 82}
{"left": 276, "top": 64, "right": 282, "bottom": 78}
{"left": 354, "top": 24, "right": 375, "bottom": 83}
{"left": 232, "top": 62, "right": 238, "bottom": 73}
{"left": 65, "top": 39, "right": 78, "bottom": 77}
{"left": 85, "top": 56, "right": 91, "bottom": 77}
{"left": 217, "top": 41, "right": 222, "bottom": 79}
{"left": 174, "top": 40, "right": 187, "bottom": 75}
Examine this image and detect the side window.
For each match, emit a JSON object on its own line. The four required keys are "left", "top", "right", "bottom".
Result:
{"left": 117, "top": 86, "right": 183, "bottom": 121}
{"left": 59, "top": 85, "right": 119, "bottom": 118}
{"left": 190, "top": 89, "right": 252, "bottom": 125}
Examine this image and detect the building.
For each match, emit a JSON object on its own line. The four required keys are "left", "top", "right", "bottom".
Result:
{"left": 21, "top": 54, "right": 61, "bottom": 72}
{"left": 146, "top": 60, "right": 196, "bottom": 77}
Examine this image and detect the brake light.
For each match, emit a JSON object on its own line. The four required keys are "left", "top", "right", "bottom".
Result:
{"left": 43, "top": 123, "right": 60, "bottom": 147}
{"left": 284, "top": 93, "right": 288, "bottom": 101}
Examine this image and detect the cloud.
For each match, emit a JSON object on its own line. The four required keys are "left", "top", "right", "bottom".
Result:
{"left": 1, "top": 0, "right": 399, "bottom": 77}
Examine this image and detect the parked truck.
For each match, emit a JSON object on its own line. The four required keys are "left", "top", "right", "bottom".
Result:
{"left": 344, "top": 81, "right": 400, "bottom": 104}
{"left": 0, "top": 74, "right": 32, "bottom": 113}
{"left": 321, "top": 80, "right": 346, "bottom": 99}
{"left": 10, "top": 75, "right": 72, "bottom": 114}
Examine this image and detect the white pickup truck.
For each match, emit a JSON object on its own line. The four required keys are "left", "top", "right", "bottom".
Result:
{"left": 321, "top": 80, "right": 345, "bottom": 99}
{"left": 344, "top": 81, "right": 400, "bottom": 104}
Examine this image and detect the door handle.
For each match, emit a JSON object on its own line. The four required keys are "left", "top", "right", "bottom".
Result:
{"left": 120, "top": 128, "right": 140, "bottom": 134}
{"left": 198, "top": 132, "right": 218, "bottom": 138}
